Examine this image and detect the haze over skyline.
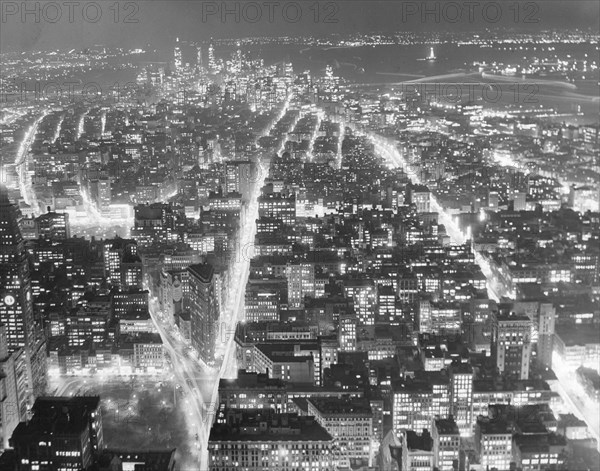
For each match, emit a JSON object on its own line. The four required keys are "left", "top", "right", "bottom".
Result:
{"left": 1, "top": 0, "right": 599, "bottom": 52}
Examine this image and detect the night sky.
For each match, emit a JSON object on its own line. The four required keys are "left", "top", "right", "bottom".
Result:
{"left": 1, "top": 1, "right": 599, "bottom": 52}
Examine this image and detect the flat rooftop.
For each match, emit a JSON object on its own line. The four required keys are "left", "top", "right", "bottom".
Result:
{"left": 308, "top": 397, "right": 372, "bottom": 417}
{"left": 556, "top": 324, "right": 600, "bottom": 346}
{"left": 209, "top": 411, "right": 333, "bottom": 442}
{"left": 435, "top": 418, "right": 460, "bottom": 435}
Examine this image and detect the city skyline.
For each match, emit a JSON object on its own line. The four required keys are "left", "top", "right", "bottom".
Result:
{"left": 0, "top": 1, "right": 599, "bottom": 471}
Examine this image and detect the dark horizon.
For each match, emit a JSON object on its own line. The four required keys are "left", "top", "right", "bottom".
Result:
{"left": 1, "top": 0, "right": 599, "bottom": 52}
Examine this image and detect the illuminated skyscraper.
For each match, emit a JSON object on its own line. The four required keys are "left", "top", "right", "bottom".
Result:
{"left": 196, "top": 46, "right": 203, "bottom": 72}
{"left": 174, "top": 37, "right": 182, "bottom": 74}
{"left": 225, "top": 160, "right": 256, "bottom": 201}
{"left": 0, "top": 186, "right": 33, "bottom": 352}
{"left": 343, "top": 279, "right": 377, "bottom": 326}
{"left": 188, "top": 263, "right": 219, "bottom": 365}
{"left": 319, "top": 65, "right": 340, "bottom": 102}
{"left": 229, "top": 40, "right": 242, "bottom": 74}
{"left": 89, "top": 178, "right": 111, "bottom": 210}
{"left": 286, "top": 263, "right": 315, "bottom": 308}
{"left": 538, "top": 303, "right": 556, "bottom": 369}
{"left": 449, "top": 364, "right": 474, "bottom": 435}
{"left": 339, "top": 314, "right": 357, "bottom": 352}
{"left": 0, "top": 185, "right": 47, "bottom": 405}
{"left": 208, "top": 41, "right": 217, "bottom": 73}
{"left": 0, "top": 323, "right": 29, "bottom": 451}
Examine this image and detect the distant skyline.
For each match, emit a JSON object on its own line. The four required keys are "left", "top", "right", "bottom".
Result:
{"left": 1, "top": 1, "right": 599, "bottom": 52}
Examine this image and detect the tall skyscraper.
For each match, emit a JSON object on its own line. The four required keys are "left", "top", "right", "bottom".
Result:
{"left": 225, "top": 160, "right": 256, "bottom": 201}
{"left": 0, "top": 186, "right": 34, "bottom": 351}
{"left": 320, "top": 65, "right": 340, "bottom": 102}
{"left": 286, "top": 263, "right": 315, "bottom": 308}
{"left": 232, "top": 41, "right": 243, "bottom": 74}
{"left": 538, "top": 303, "right": 556, "bottom": 369}
{"left": 90, "top": 178, "right": 111, "bottom": 210}
{"left": 339, "top": 314, "right": 357, "bottom": 352}
{"left": 343, "top": 279, "right": 377, "bottom": 326}
{"left": 449, "top": 363, "right": 474, "bottom": 435}
{"left": 188, "top": 263, "right": 219, "bottom": 364}
{"left": 0, "top": 185, "right": 47, "bottom": 402}
{"left": 0, "top": 323, "right": 29, "bottom": 451}
{"left": 208, "top": 41, "right": 217, "bottom": 73}
{"left": 196, "top": 46, "right": 203, "bottom": 71}
{"left": 174, "top": 37, "right": 182, "bottom": 74}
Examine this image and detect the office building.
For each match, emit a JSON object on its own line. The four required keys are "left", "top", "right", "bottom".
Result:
{"left": 286, "top": 263, "right": 315, "bottom": 308}
{"left": 492, "top": 313, "right": 532, "bottom": 380}
{"left": 475, "top": 417, "right": 512, "bottom": 471}
{"left": 307, "top": 396, "right": 373, "bottom": 464}
{"left": 188, "top": 263, "right": 220, "bottom": 365}
{"left": 392, "top": 372, "right": 450, "bottom": 434}
{"left": 217, "top": 370, "right": 287, "bottom": 421}
{"left": 208, "top": 410, "right": 337, "bottom": 471}
{"left": 0, "top": 324, "right": 29, "bottom": 451}
{"left": 401, "top": 429, "right": 435, "bottom": 471}
{"left": 225, "top": 160, "right": 257, "bottom": 201}
{"left": 34, "top": 210, "right": 70, "bottom": 240}
{"left": 343, "top": 280, "right": 377, "bottom": 326}
{"left": 338, "top": 314, "right": 357, "bottom": 352}
{"left": 449, "top": 364, "right": 474, "bottom": 435}
{"left": 10, "top": 396, "right": 103, "bottom": 470}
{"left": 433, "top": 418, "right": 460, "bottom": 471}
{"left": 538, "top": 303, "right": 555, "bottom": 369}
{"left": 0, "top": 186, "right": 47, "bottom": 403}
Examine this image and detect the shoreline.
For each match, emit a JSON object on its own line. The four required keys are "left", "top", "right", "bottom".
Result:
{"left": 481, "top": 72, "right": 578, "bottom": 89}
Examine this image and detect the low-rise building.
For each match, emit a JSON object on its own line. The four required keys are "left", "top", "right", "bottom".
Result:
{"left": 307, "top": 396, "right": 373, "bottom": 465}
{"left": 208, "top": 410, "right": 337, "bottom": 471}
{"left": 217, "top": 370, "right": 288, "bottom": 421}
{"left": 475, "top": 417, "right": 513, "bottom": 471}
{"left": 433, "top": 418, "right": 460, "bottom": 471}
{"left": 402, "top": 429, "right": 435, "bottom": 471}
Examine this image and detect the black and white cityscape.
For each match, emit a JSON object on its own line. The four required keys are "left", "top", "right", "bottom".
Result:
{"left": 0, "top": 1, "right": 599, "bottom": 470}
